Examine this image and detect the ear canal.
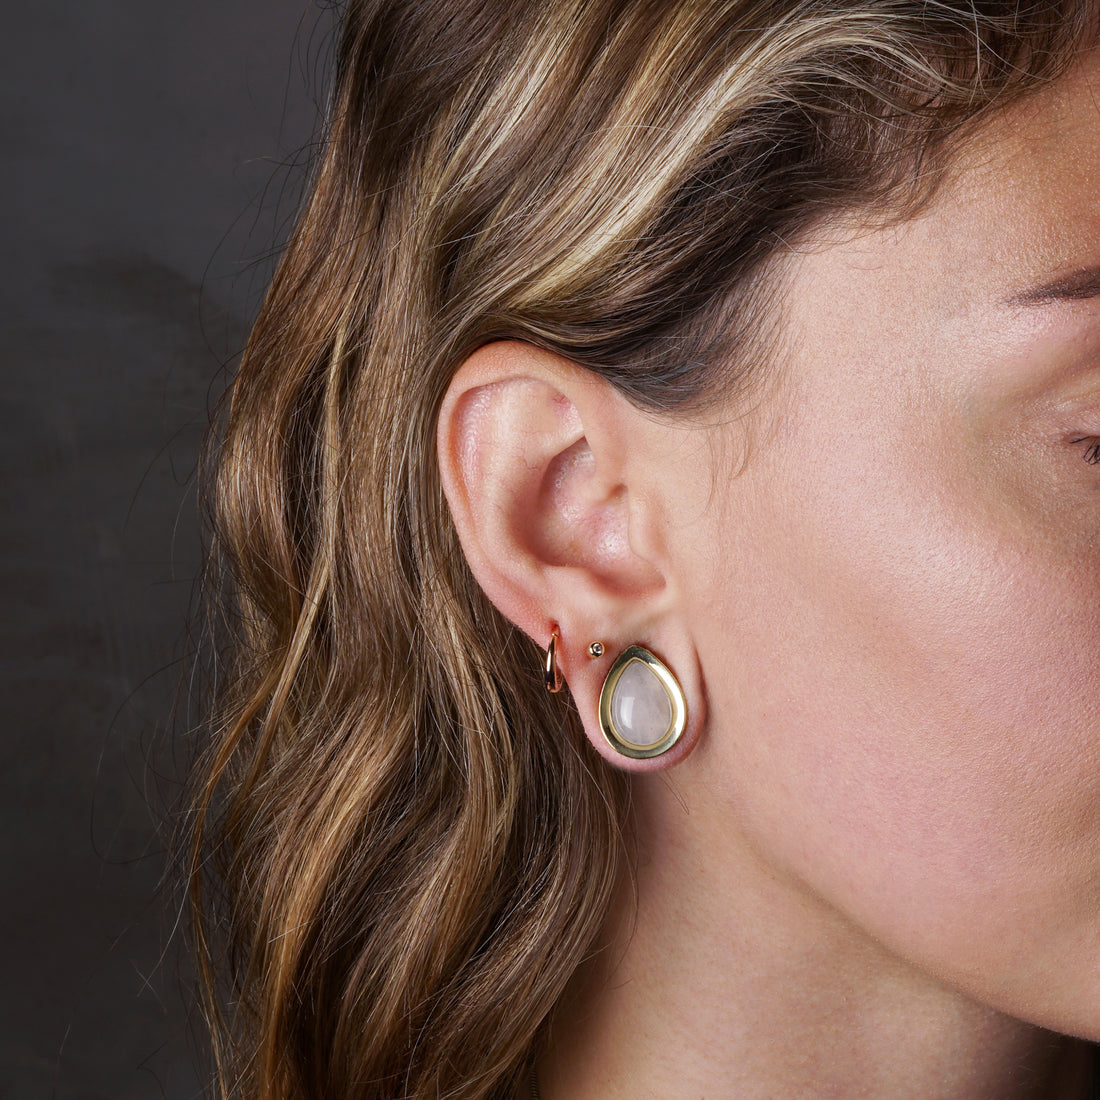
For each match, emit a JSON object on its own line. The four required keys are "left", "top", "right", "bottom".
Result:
{"left": 598, "top": 645, "right": 686, "bottom": 760}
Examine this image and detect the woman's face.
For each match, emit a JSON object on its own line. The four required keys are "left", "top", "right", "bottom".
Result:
{"left": 678, "top": 51, "right": 1100, "bottom": 1037}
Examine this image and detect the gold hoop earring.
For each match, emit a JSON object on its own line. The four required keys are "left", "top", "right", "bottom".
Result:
{"left": 544, "top": 628, "right": 563, "bottom": 693}
{"left": 598, "top": 645, "right": 686, "bottom": 759}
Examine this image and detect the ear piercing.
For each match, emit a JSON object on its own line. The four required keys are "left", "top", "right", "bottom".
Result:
{"left": 544, "top": 628, "right": 563, "bottom": 693}
{"left": 542, "top": 630, "right": 687, "bottom": 759}
{"left": 545, "top": 630, "right": 601, "bottom": 691}
{"left": 597, "top": 644, "right": 686, "bottom": 759}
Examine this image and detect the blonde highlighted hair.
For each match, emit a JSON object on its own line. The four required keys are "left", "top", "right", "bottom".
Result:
{"left": 190, "top": 3, "right": 1094, "bottom": 1097}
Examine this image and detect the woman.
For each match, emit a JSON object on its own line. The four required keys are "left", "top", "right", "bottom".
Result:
{"left": 190, "top": 1, "right": 1100, "bottom": 1096}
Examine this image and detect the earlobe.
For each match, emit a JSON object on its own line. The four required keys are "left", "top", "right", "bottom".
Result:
{"left": 543, "top": 627, "right": 703, "bottom": 773}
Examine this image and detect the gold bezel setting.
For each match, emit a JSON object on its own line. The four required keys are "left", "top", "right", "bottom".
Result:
{"left": 598, "top": 644, "right": 686, "bottom": 759}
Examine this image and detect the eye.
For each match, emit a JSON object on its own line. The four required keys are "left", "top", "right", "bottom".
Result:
{"left": 1069, "top": 436, "right": 1100, "bottom": 464}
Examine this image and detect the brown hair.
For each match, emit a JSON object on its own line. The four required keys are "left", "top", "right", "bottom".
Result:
{"left": 190, "top": 3, "right": 1094, "bottom": 1097}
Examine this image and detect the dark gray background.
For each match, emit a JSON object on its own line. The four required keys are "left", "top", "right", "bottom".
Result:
{"left": 3, "top": 2, "right": 331, "bottom": 1095}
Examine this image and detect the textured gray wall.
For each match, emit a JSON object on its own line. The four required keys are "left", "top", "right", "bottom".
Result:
{"left": 2, "top": 2, "right": 329, "bottom": 1095}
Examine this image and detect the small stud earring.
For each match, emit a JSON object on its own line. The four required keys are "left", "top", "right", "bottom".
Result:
{"left": 544, "top": 627, "right": 563, "bottom": 693}
{"left": 587, "top": 641, "right": 604, "bottom": 658}
{"left": 598, "top": 644, "right": 686, "bottom": 759}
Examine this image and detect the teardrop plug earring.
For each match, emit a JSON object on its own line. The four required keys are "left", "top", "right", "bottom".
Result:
{"left": 598, "top": 644, "right": 686, "bottom": 759}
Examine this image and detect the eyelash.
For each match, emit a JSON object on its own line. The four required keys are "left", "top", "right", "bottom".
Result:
{"left": 1069, "top": 436, "right": 1100, "bottom": 464}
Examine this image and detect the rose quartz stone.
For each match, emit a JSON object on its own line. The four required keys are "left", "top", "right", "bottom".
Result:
{"left": 611, "top": 658, "right": 672, "bottom": 746}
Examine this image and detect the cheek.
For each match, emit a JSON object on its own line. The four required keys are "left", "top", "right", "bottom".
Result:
{"left": 690, "top": 430, "right": 1100, "bottom": 1032}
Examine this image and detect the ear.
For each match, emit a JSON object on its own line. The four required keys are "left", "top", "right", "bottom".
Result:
{"left": 436, "top": 341, "right": 705, "bottom": 771}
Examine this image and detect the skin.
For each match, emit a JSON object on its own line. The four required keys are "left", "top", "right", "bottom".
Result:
{"left": 439, "top": 48, "right": 1100, "bottom": 1100}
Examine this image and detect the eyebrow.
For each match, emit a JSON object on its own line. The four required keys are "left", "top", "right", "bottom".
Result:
{"left": 1008, "top": 264, "right": 1100, "bottom": 306}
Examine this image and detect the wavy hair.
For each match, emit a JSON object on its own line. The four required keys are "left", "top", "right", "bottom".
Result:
{"left": 190, "top": 3, "right": 1095, "bottom": 1097}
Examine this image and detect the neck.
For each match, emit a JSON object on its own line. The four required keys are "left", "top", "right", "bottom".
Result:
{"left": 537, "top": 775, "right": 1091, "bottom": 1100}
